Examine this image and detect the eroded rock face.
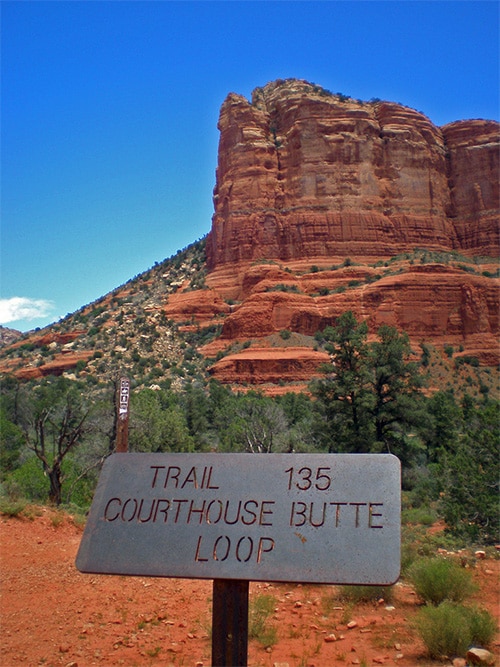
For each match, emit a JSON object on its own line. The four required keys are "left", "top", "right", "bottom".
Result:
{"left": 208, "top": 347, "right": 330, "bottom": 386}
{"left": 13, "top": 351, "right": 94, "bottom": 380}
{"left": 212, "top": 265, "right": 499, "bottom": 347}
{"left": 443, "top": 120, "right": 499, "bottom": 256}
{"left": 206, "top": 79, "right": 499, "bottom": 269}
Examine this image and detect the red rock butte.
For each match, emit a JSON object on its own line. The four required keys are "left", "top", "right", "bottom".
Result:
{"left": 207, "top": 79, "right": 499, "bottom": 268}
{"left": 199, "top": 80, "right": 500, "bottom": 387}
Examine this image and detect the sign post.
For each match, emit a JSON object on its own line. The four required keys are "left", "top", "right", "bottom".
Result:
{"left": 212, "top": 579, "right": 249, "bottom": 666}
{"left": 77, "top": 453, "right": 400, "bottom": 665}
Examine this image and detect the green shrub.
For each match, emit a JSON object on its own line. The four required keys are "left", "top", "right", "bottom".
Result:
{"left": 75, "top": 359, "right": 87, "bottom": 373}
{"left": 420, "top": 343, "right": 431, "bottom": 367}
{"left": 466, "top": 604, "right": 497, "bottom": 647}
{"left": 249, "top": 594, "right": 278, "bottom": 647}
{"left": 280, "top": 329, "right": 291, "bottom": 340}
{"left": 416, "top": 602, "right": 496, "bottom": 659}
{"left": 0, "top": 496, "right": 28, "bottom": 517}
{"left": 416, "top": 602, "right": 470, "bottom": 658}
{"left": 455, "top": 355, "right": 480, "bottom": 368}
{"left": 401, "top": 506, "right": 436, "bottom": 526}
{"left": 8, "top": 457, "right": 48, "bottom": 503}
{"left": 408, "top": 557, "right": 477, "bottom": 605}
{"left": 339, "top": 585, "right": 393, "bottom": 603}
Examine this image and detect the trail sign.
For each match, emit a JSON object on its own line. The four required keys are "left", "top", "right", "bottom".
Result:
{"left": 76, "top": 453, "right": 400, "bottom": 585}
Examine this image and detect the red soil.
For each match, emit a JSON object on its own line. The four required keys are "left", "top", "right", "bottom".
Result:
{"left": 1, "top": 508, "right": 498, "bottom": 667}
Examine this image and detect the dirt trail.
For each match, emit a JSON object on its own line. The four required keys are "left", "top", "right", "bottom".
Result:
{"left": 1, "top": 508, "right": 498, "bottom": 667}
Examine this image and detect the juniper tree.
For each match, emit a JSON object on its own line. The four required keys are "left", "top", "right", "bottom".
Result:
{"left": 312, "top": 312, "right": 425, "bottom": 463}
{"left": 19, "top": 377, "right": 91, "bottom": 505}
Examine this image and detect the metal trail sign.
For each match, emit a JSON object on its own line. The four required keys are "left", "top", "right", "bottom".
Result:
{"left": 76, "top": 452, "right": 400, "bottom": 585}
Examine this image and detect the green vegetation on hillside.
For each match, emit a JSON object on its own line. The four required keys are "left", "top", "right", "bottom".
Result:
{"left": 1, "top": 310, "right": 498, "bottom": 547}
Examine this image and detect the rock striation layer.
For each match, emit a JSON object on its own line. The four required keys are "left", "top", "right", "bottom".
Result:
{"left": 207, "top": 79, "right": 499, "bottom": 268}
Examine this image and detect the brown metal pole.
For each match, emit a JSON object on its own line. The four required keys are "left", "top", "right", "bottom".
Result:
{"left": 115, "top": 376, "right": 130, "bottom": 453}
{"left": 211, "top": 579, "right": 249, "bottom": 667}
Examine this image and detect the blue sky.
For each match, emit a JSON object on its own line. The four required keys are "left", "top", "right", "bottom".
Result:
{"left": 2, "top": 0, "right": 498, "bottom": 332}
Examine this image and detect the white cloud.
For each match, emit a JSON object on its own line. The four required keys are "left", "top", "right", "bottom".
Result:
{"left": 0, "top": 297, "right": 55, "bottom": 325}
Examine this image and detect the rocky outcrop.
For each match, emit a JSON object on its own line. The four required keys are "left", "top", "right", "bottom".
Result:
{"left": 466, "top": 648, "right": 496, "bottom": 666}
{"left": 12, "top": 351, "right": 94, "bottom": 380}
{"left": 162, "top": 282, "right": 231, "bottom": 324}
{"left": 209, "top": 347, "right": 330, "bottom": 386}
{"left": 207, "top": 264, "right": 498, "bottom": 353}
{"left": 188, "top": 257, "right": 499, "bottom": 392}
{"left": 0, "top": 330, "right": 91, "bottom": 380}
{"left": 206, "top": 79, "right": 499, "bottom": 269}
{"left": 0, "top": 326, "right": 23, "bottom": 348}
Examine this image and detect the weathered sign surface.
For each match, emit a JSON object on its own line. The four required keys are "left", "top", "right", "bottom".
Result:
{"left": 76, "top": 453, "right": 400, "bottom": 585}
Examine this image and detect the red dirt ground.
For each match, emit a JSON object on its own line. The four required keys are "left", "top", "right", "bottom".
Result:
{"left": 1, "top": 507, "right": 498, "bottom": 667}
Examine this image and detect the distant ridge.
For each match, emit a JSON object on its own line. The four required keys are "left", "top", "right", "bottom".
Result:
{"left": 0, "top": 326, "right": 23, "bottom": 348}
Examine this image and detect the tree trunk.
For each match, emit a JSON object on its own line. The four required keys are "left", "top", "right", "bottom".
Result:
{"left": 48, "top": 465, "right": 63, "bottom": 506}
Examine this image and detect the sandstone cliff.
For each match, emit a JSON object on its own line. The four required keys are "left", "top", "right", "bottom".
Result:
{"left": 207, "top": 79, "right": 499, "bottom": 268}
{"left": 201, "top": 80, "right": 499, "bottom": 389}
